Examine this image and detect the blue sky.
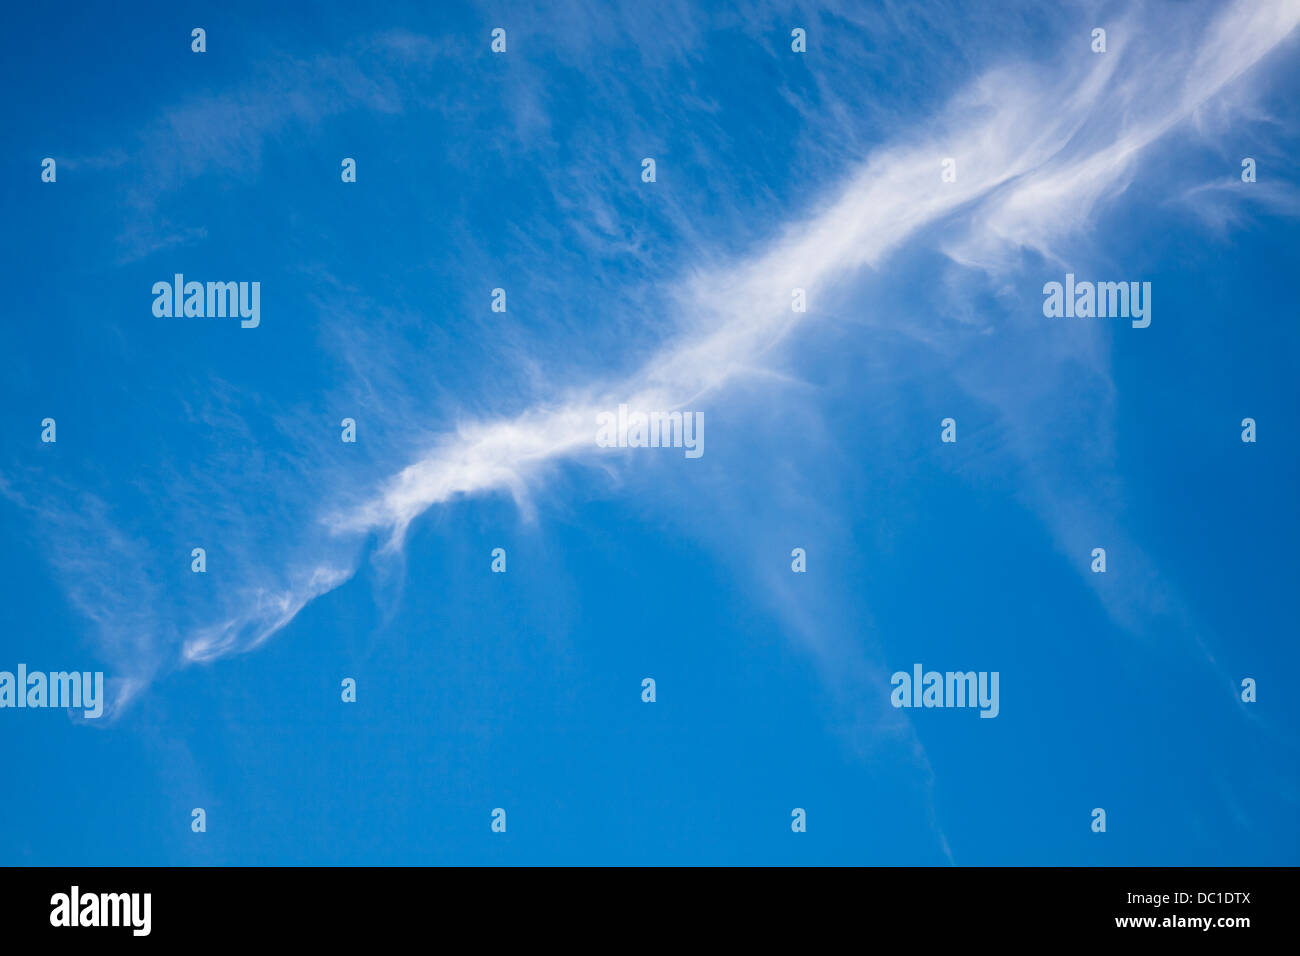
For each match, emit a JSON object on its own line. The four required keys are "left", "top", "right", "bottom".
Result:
{"left": 1, "top": 0, "right": 1298, "bottom": 865}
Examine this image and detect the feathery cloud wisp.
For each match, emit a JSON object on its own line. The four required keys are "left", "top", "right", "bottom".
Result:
{"left": 334, "top": 0, "right": 1299, "bottom": 550}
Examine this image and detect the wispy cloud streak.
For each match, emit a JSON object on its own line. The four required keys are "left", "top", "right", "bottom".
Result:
{"left": 335, "top": 0, "right": 1299, "bottom": 551}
